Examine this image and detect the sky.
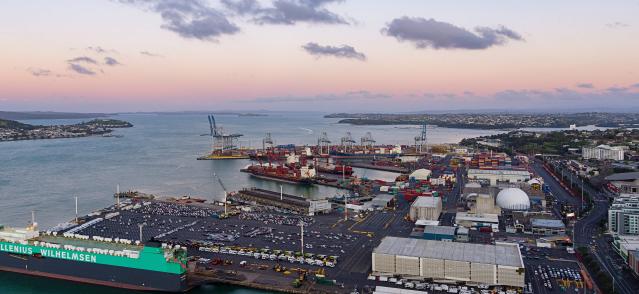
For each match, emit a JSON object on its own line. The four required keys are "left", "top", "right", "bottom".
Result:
{"left": 1, "top": 0, "right": 638, "bottom": 113}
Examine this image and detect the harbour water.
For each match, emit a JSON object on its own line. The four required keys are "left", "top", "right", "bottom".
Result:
{"left": 0, "top": 111, "right": 508, "bottom": 293}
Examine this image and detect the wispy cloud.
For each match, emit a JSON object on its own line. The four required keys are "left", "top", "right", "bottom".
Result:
{"left": 104, "top": 56, "right": 122, "bottom": 66}
{"left": 382, "top": 17, "right": 523, "bottom": 50}
{"left": 302, "top": 42, "right": 366, "bottom": 61}
{"left": 86, "top": 46, "right": 118, "bottom": 54}
{"left": 116, "top": 0, "right": 239, "bottom": 41}
{"left": 222, "top": 0, "right": 349, "bottom": 25}
{"left": 68, "top": 63, "right": 96, "bottom": 75}
{"left": 576, "top": 83, "right": 594, "bottom": 89}
{"left": 605, "top": 22, "right": 629, "bottom": 28}
{"left": 140, "top": 51, "right": 163, "bottom": 57}
{"left": 67, "top": 56, "right": 98, "bottom": 64}
{"left": 26, "top": 67, "right": 53, "bottom": 77}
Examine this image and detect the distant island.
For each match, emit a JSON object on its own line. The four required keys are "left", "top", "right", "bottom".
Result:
{"left": 0, "top": 118, "right": 133, "bottom": 142}
{"left": 325, "top": 112, "right": 639, "bottom": 129}
{"left": 0, "top": 111, "right": 110, "bottom": 120}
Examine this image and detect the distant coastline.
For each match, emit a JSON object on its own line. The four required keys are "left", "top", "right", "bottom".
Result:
{"left": 0, "top": 118, "right": 133, "bottom": 142}
{"left": 326, "top": 112, "right": 639, "bottom": 130}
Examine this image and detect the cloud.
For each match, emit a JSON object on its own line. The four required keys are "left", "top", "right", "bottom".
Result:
{"left": 222, "top": 0, "right": 348, "bottom": 25}
{"left": 26, "top": 68, "right": 53, "bottom": 77}
{"left": 68, "top": 63, "right": 96, "bottom": 75}
{"left": 86, "top": 46, "right": 117, "bottom": 54}
{"left": 67, "top": 56, "right": 98, "bottom": 64}
{"left": 140, "top": 51, "right": 163, "bottom": 57}
{"left": 221, "top": 0, "right": 261, "bottom": 15}
{"left": 576, "top": 83, "right": 594, "bottom": 89}
{"left": 382, "top": 17, "right": 523, "bottom": 50}
{"left": 302, "top": 42, "right": 366, "bottom": 60}
{"left": 606, "top": 86, "right": 628, "bottom": 93}
{"left": 104, "top": 57, "right": 122, "bottom": 66}
{"left": 606, "top": 22, "right": 629, "bottom": 28}
{"left": 116, "top": 0, "right": 240, "bottom": 41}
{"left": 631, "top": 83, "right": 639, "bottom": 88}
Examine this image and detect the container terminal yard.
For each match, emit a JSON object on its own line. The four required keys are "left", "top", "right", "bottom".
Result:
{"left": 0, "top": 118, "right": 603, "bottom": 294}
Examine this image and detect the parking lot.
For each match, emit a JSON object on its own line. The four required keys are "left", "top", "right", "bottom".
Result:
{"left": 524, "top": 258, "right": 587, "bottom": 294}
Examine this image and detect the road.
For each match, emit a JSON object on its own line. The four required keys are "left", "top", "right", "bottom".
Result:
{"left": 535, "top": 159, "right": 638, "bottom": 294}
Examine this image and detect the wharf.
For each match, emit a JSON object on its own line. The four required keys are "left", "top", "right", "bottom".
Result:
{"left": 344, "top": 161, "right": 409, "bottom": 173}
{"left": 189, "top": 268, "right": 335, "bottom": 294}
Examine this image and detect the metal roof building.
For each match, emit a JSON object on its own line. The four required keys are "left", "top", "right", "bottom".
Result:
{"left": 467, "top": 169, "right": 531, "bottom": 186}
{"left": 372, "top": 237, "right": 524, "bottom": 287}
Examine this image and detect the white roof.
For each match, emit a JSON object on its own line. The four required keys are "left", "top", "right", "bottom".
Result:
{"left": 411, "top": 196, "right": 440, "bottom": 208}
{"left": 455, "top": 212, "right": 499, "bottom": 223}
{"left": 374, "top": 236, "right": 523, "bottom": 267}
{"left": 496, "top": 188, "right": 530, "bottom": 211}
{"left": 468, "top": 169, "right": 530, "bottom": 176}
{"left": 409, "top": 169, "right": 432, "bottom": 180}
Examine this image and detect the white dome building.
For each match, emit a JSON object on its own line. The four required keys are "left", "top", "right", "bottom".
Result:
{"left": 409, "top": 169, "right": 432, "bottom": 180}
{"left": 496, "top": 188, "right": 530, "bottom": 211}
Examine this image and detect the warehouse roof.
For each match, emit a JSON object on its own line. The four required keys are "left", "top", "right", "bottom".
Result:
{"left": 468, "top": 169, "right": 530, "bottom": 176}
{"left": 373, "top": 236, "right": 523, "bottom": 268}
{"left": 531, "top": 218, "right": 565, "bottom": 229}
{"left": 424, "top": 225, "right": 456, "bottom": 236}
{"left": 411, "top": 196, "right": 440, "bottom": 208}
{"left": 605, "top": 172, "right": 639, "bottom": 181}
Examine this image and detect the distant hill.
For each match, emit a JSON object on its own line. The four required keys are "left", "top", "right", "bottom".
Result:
{"left": 0, "top": 111, "right": 109, "bottom": 120}
{"left": 0, "top": 118, "right": 37, "bottom": 130}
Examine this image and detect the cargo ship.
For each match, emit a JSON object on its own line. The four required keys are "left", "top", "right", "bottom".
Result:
{"left": 240, "top": 164, "right": 315, "bottom": 185}
{"left": 0, "top": 225, "right": 188, "bottom": 292}
{"left": 314, "top": 159, "right": 354, "bottom": 175}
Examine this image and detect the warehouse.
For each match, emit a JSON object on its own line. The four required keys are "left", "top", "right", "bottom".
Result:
{"left": 409, "top": 196, "right": 442, "bottom": 221}
{"left": 530, "top": 218, "right": 566, "bottom": 235}
{"left": 234, "top": 188, "right": 331, "bottom": 215}
{"left": 372, "top": 237, "right": 525, "bottom": 288}
{"left": 467, "top": 169, "right": 531, "bottom": 186}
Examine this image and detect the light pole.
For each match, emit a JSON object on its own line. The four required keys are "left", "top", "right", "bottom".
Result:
{"left": 299, "top": 222, "right": 304, "bottom": 256}
{"left": 75, "top": 196, "right": 78, "bottom": 224}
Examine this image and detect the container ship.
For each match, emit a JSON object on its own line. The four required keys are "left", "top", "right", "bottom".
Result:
{"left": 314, "top": 159, "right": 354, "bottom": 175}
{"left": 240, "top": 164, "right": 315, "bottom": 185}
{"left": 0, "top": 225, "right": 188, "bottom": 292}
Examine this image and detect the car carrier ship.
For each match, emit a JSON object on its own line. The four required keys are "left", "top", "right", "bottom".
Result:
{"left": 0, "top": 224, "right": 188, "bottom": 292}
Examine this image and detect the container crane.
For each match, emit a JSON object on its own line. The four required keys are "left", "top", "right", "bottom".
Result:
{"left": 340, "top": 132, "right": 356, "bottom": 152}
{"left": 262, "top": 132, "right": 274, "bottom": 151}
{"left": 414, "top": 123, "right": 428, "bottom": 154}
{"left": 317, "top": 132, "right": 331, "bottom": 155}
{"left": 208, "top": 114, "right": 243, "bottom": 152}
{"left": 360, "top": 132, "right": 375, "bottom": 150}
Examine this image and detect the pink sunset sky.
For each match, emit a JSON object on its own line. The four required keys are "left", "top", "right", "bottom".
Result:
{"left": 1, "top": 0, "right": 638, "bottom": 112}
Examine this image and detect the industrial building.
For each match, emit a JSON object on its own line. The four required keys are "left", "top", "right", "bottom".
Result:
{"left": 422, "top": 225, "right": 457, "bottom": 241}
{"left": 606, "top": 172, "right": 639, "bottom": 194}
{"left": 455, "top": 212, "right": 499, "bottom": 230}
{"left": 372, "top": 237, "right": 525, "bottom": 288}
{"left": 467, "top": 169, "right": 531, "bottom": 186}
{"left": 495, "top": 188, "right": 531, "bottom": 211}
{"left": 530, "top": 218, "right": 566, "bottom": 235}
{"left": 409, "top": 169, "right": 432, "bottom": 180}
{"left": 582, "top": 144, "right": 625, "bottom": 161}
{"left": 608, "top": 195, "right": 639, "bottom": 235}
{"left": 234, "top": 188, "right": 331, "bottom": 215}
{"left": 409, "top": 196, "right": 442, "bottom": 221}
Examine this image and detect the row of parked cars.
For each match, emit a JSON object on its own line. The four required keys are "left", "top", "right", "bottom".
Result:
{"left": 368, "top": 275, "right": 521, "bottom": 294}
{"left": 198, "top": 246, "right": 337, "bottom": 267}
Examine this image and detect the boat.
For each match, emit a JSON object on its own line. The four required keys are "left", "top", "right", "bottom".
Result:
{"left": 240, "top": 164, "right": 314, "bottom": 185}
{"left": 0, "top": 225, "right": 188, "bottom": 292}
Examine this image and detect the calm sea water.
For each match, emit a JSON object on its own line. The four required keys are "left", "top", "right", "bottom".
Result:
{"left": 0, "top": 112, "right": 508, "bottom": 293}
